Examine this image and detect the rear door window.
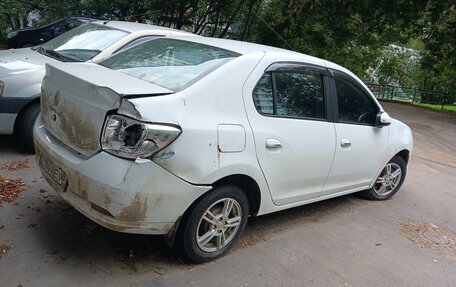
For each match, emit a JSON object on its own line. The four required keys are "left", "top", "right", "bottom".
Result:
{"left": 253, "top": 69, "right": 326, "bottom": 120}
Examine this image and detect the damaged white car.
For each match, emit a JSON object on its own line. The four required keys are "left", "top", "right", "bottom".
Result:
{"left": 34, "top": 37, "right": 413, "bottom": 262}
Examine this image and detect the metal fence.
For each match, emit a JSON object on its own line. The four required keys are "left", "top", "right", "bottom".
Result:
{"left": 367, "top": 83, "right": 456, "bottom": 111}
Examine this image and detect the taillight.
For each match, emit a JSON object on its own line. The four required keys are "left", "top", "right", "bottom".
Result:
{"left": 101, "top": 114, "right": 181, "bottom": 159}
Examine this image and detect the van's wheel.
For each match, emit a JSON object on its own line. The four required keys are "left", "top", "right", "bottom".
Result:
{"left": 15, "top": 102, "right": 40, "bottom": 154}
{"left": 178, "top": 185, "right": 249, "bottom": 263}
{"left": 364, "top": 155, "right": 406, "bottom": 200}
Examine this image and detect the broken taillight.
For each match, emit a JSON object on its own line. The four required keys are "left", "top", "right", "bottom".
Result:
{"left": 101, "top": 114, "right": 181, "bottom": 159}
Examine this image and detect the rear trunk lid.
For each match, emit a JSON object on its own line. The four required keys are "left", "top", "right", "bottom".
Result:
{"left": 41, "top": 62, "right": 173, "bottom": 156}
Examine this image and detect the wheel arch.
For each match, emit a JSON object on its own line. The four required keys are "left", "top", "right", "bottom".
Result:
{"left": 395, "top": 149, "right": 410, "bottom": 165}
{"left": 168, "top": 173, "right": 262, "bottom": 248}
{"left": 180, "top": 173, "right": 262, "bottom": 224}
{"left": 13, "top": 97, "right": 40, "bottom": 134}
{"left": 211, "top": 174, "right": 261, "bottom": 216}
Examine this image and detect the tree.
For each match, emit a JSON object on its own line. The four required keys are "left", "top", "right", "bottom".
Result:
{"left": 0, "top": 0, "right": 454, "bottom": 96}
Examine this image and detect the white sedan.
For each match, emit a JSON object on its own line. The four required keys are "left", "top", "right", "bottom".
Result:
{"left": 34, "top": 36, "right": 413, "bottom": 262}
{"left": 0, "top": 20, "right": 194, "bottom": 152}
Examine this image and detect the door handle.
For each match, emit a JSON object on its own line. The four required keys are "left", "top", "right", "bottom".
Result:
{"left": 340, "top": 139, "right": 351, "bottom": 147}
{"left": 265, "top": 139, "right": 282, "bottom": 149}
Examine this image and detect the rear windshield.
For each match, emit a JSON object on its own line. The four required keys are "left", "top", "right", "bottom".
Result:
{"left": 99, "top": 38, "right": 240, "bottom": 91}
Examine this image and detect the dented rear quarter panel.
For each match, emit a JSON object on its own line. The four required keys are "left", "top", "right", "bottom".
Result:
{"left": 120, "top": 52, "right": 276, "bottom": 215}
{"left": 123, "top": 51, "right": 338, "bottom": 216}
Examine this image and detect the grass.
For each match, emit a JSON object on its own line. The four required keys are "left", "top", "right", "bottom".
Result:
{"left": 414, "top": 102, "right": 456, "bottom": 113}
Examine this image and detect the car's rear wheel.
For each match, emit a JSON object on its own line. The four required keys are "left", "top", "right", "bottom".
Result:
{"left": 364, "top": 155, "right": 406, "bottom": 200}
{"left": 178, "top": 185, "right": 248, "bottom": 263}
{"left": 15, "top": 102, "right": 40, "bottom": 154}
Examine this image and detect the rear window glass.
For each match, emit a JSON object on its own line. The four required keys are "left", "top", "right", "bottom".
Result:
{"left": 100, "top": 38, "right": 240, "bottom": 91}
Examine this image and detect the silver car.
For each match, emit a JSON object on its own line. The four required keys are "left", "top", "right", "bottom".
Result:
{"left": 0, "top": 20, "right": 194, "bottom": 152}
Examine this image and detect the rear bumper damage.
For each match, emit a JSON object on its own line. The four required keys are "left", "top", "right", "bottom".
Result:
{"left": 34, "top": 116, "right": 211, "bottom": 235}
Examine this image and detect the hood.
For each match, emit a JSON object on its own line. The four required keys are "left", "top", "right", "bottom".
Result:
{"left": 0, "top": 48, "right": 54, "bottom": 78}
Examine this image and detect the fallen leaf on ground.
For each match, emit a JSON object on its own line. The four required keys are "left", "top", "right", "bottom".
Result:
{"left": 0, "top": 176, "right": 25, "bottom": 206}
{"left": 28, "top": 223, "right": 39, "bottom": 230}
{"left": 3, "top": 159, "right": 31, "bottom": 171}
{"left": 0, "top": 244, "right": 14, "bottom": 258}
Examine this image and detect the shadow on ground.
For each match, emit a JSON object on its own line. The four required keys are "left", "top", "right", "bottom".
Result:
{"left": 1, "top": 132, "right": 367, "bottom": 274}
{"left": 29, "top": 189, "right": 362, "bottom": 274}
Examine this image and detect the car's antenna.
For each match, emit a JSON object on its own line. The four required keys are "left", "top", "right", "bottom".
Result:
{"left": 251, "top": 11, "right": 295, "bottom": 51}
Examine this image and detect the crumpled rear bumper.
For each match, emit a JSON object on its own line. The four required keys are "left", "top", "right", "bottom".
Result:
{"left": 34, "top": 116, "right": 211, "bottom": 234}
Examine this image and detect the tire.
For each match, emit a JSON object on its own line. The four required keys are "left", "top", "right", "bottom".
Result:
{"left": 15, "top": 102, "right": 40, "bottom": 154}
{"left": 363, "top": 155, "right": 407, "bottom": 200}
{"left": 177, "top": 185, "right": 249, "bottom": 263}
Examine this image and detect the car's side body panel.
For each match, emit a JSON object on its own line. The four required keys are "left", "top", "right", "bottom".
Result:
{"left": 322, "top": 123, "right": 389, "bottom": 195}
{"left": 374, "top": 118, "right": 413, "bottom": 178}
{"left": 133, "top": 52, "right": 267, "bottom": 187}
{"left": 241, "top": 54, "right": 337, "bottom": 206}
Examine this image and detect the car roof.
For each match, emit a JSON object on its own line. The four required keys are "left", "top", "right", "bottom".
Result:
{"left": 93, "top": 20, "right": 195, "bottom": 35}
{"left": 167, "top": 35, "right": 319, "bottom": 60}
{"left": 165, "top": 36, "right": 360, "bottom": 80}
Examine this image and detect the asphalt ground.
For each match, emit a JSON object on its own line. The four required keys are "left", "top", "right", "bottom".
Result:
{"left": 0, "top": 101, "right": 455, "bottom": 287}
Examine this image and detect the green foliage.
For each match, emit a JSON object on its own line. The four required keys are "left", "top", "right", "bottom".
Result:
{"left": 415, "top": 102, "right": 456, "bottom": 113}
{"left": 416, "top": 2, "right": 456, "bottom": 92}
{"left": 0, "top": 0, "right": 454, "bottom": 94}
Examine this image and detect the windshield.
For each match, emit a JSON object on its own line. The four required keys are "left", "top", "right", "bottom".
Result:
{"left": 42, "top": 24, "right": 128, "bottom": 62}
{"left": 99, "top": 38, "right": 240, "bottom": 91}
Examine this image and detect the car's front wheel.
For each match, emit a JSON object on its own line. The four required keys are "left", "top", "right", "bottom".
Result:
{"left": 364, "top": 155, "right": 407, "bottom": 200}
{"left": 178, "top": 185, "right": 249, "bottom": 263}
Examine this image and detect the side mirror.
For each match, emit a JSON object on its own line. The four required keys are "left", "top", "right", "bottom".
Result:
{"left": 376, "top": 112, "right": 391, "bottom": 127}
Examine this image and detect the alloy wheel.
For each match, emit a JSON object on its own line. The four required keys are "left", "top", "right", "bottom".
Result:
{"left": 196, "top": 198, "right": 242, "bottom": 253}
{"left": 373, "top": 163, "right": 402, "bottom": 196}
